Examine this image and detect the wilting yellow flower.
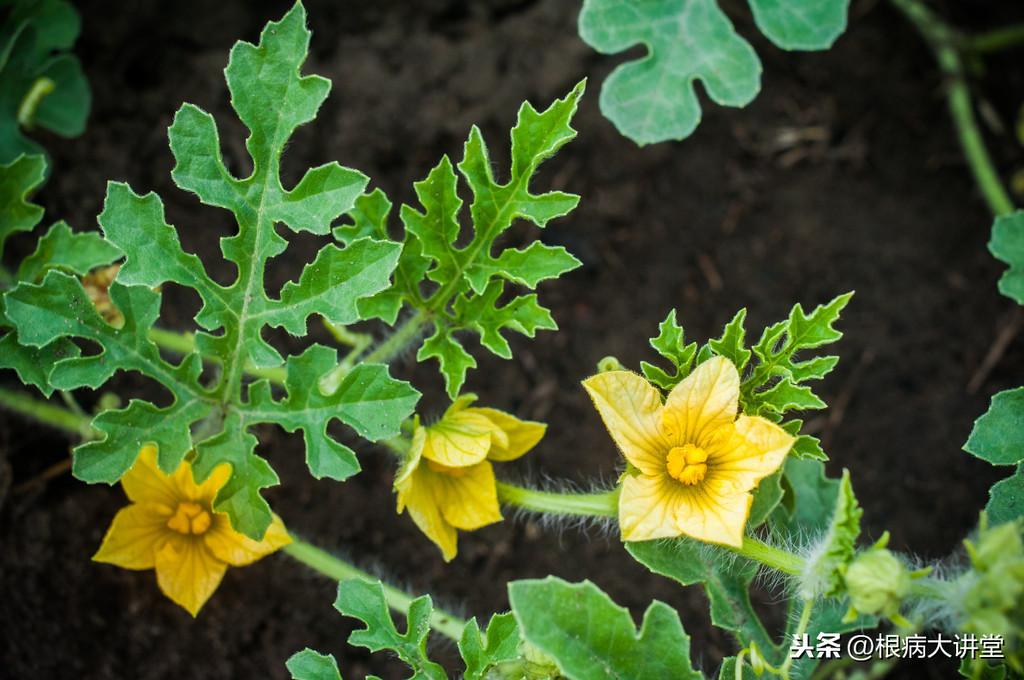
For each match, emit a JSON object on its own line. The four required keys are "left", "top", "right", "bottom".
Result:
{"left": 93, "top": 446, "right": 291, "bottom": 616}
{"left": 396, "top": 396, "right": 546, "bottom": 560}
{"left": 583, "top": 356, "right": 794, "bottom": 546}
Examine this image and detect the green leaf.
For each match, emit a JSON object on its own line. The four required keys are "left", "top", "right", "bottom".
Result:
{"left": 965, "top": 387, "right": 1024, "bottom": 466}
{"left": 990, "top": 211, "right": 1024, "bottom": 305}
{"left": 797, "top": 469, "right": 861, "bottom": 599}
{"left": 987, "top": 464, "right": 1023, "bottom": 525}
{"left": 17, "top": 220, "right": 122, "bottom": 282}
{"left": 286, "top": 649, "right": 343, "bottom": 680}
{"left": 3, "top": 4, "right": 418, "bottom": 538}
{"left": 773, "top": 456, "right": 839, "bottom": 533}
{"left": 334, "top": 579, "right": 446, "bottom": 680}
{"left": 0, "top": 0, "right": 90, "bottom": 163}
{"left": 0, "top": 153, "right": 45, "bottom": 258}
{"left": 460, "top": 613, "right": 523, "bottom": 680}
{"left": 782, "top": 421, "right": 828, "bottom": 462}
{"left": 748, "top": 0, "right": 849, "bottom": 50}
{"left": 509, "top": 577, "right": 701, "bottom": 680}
{"left": 0, "top": 332, "right": 78, "bottom": 397}
{"left": 640, "top": 309, "right": 698, "bottom": 390}
{"left": 383, "top": 82, "right": 586, "bottom": 396}
{"left": 627, "top": 540, "right": 780, "bottom": 664}
{"left": 578, "top": 0, "right": 848, "bottom": 145}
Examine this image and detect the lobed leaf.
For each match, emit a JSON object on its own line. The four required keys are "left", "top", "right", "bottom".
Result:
{"left": 333, "top": 579, "right": 446, "bottom": 680}
{"left": 286, "top": 649, "right": 343, "bottom": 680}
{"left": 965, "top": 387, "right": 1024, "bottom": 466}
{"left": 459, "top": 613, "right": 523, "bottom": 680}
{"left": 797, "top": 469, "right": 861, "bottom": 599}
{"left": 578, "top": 0, "right": 848, "bottom": 144}
{"left": 3, "top": 3, "right": 419, "bottom": 538}
{"left": 509, "top": 577, "right": 701, "bottom": 679}
{"left": 987, "top": 464, "right": 1023, "bottom": 524}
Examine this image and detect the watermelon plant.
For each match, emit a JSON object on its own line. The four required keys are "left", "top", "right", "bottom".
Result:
{"left": 0, "top": 2, "right": 1021, "bottom": 679}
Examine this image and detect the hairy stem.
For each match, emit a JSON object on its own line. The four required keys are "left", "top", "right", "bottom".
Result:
{"left": 320, "top": 310, "right": 429, "bottom": 394}
{"left": 283, "top": 537, "right": 466, "bottom": 641}
{"left": 890, "top": 0, "right": 1015, "bottom": 217}
{"left": 732, "top": 536, "right": 806, "bottom": 576}
{"left": 0, "top": 386, "right": 93, "bottom": 437}
{"left": 496, "top": 481, "right": 619, "bottom": 517}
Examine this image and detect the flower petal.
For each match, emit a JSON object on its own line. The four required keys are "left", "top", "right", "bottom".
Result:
{"left": 423, "top": 411, "right": 494, "bottom": 467}
{"left": 93, "top": 503, "right": 172, "bottom": 570}
{"left": 434, "top": 461, "right": 503, "bottom": 530}
{"left": 472, "top": 407, "right": 546, "bottom": 462}
{"left": 582, "top": 371, "right": 669, "bottom": 475}
{"left": 154, "top": 534, "right": 227, "bottom": 617}
{"left": 395, "top": 463, "right": 458, "bottom": 561}
{"left": 204, "top": 512, "right": 291, "bottom": 567}
{"left": 681, "top": 481, "right": 752, "bottom": 547}
{"left": 707, "top": 415, "right": 795, "bottom": 492}
{"left": 121, "top": 445, "right": 180, "bottom": 507}
{"left": 618, "top": 473, "right": 687, "bottom": 542}
{"left": 662, "top": 356, "right": 739, "bottom": 447}
{"left": 191, "top": 461, "right": 231, "bottom": 506}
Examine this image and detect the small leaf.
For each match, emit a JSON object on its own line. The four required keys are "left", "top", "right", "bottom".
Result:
{"left": 0, "top": 153, "right": 45, "bottom": 257}
{"left": 990, "top": 211, "right": 1024, "bottom": 305}
{"left": 286, "top": 649, "right": 343, "bottom": 680}
{"left": 965, "top": 387, "right": 1024, "bottom": 466}
{"left": 16, "top": 220, "right": 121, "bottom": 282}
{"left": 798, "top": 469, "right": 861, "bottom": 599}
{"left": 334, "top": 579, "right": 447, "bottom": 680}
{"left": 987, "top": 464, "right": 1023, "bottom": 524}
{"left": 460, "top": 613, "right": 522, "bottom": 680}
{"left": 509, "top": 577, "right": 701, "bottom": 679}
{"left": 641, "top": 309, "right": 697, "bottom": 390}
{"left": 748, "top": 0, "right": 849, "bottom": 50}
{"left": 709, "top": 309, "right": 751, "bottom": 372}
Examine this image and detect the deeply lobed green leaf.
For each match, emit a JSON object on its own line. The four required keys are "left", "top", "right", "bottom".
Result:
{"left": 3, "top": 3, "right": 419, "bottom": 539}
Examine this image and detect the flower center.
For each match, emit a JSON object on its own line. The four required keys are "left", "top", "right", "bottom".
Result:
{"left": 425, "top": 459, "right": 470, "bottom": 477}
{"left": 166, "top": 501, "right": 212, "bottom": 535}
{"left": 666, "top": 444, "right": 709, "bottom": 486}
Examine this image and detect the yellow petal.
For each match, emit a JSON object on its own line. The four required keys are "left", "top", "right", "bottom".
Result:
{"left": 707, "top": 415, "right": 795, "bottom": 492}
{"left": 434, "top": 461, "right": 502, "bottom": 530}
{"left": 154, "top": 534, "right": 227, "bottom": 617}
{"left": 121, "top": 445, "right": 181, "bottom": 507}
{"left": 582, "top": 371, "right": 668, "bottom": 475}
{"left": 618, "top": 473, "right": 751, "bottom": 547}
{"left": 662, "top": 356, "right": 739, "bottom": 447}
{"left": 93, "top": 503, "right": 172, "bottom": 570}
{"left": 423, "top": 411, "right": 494, "bottom": 467}
{"left": 395, "top": 463, "right": 458, "bottom": 561}
{"left": 472, "top": 407, "right": 546, "bottom": 462}
{"left": 618, "top": 473, "right": 689, "bottom": 542}
{"left": 395, "top": 422, "right": 426, "bottom": 488}
{"left": 204, "top": 512, "right": 291, "bottom": 567}
{"left": 173, "top": 458, "right": 231, "bottom": 506}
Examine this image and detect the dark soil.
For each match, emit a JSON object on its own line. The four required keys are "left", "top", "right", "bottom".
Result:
{"left": 2, "top": 0, "right": 1023, "bottom": 678}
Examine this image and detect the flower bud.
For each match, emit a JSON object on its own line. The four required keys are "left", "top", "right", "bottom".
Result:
{"left": 844, "top": 547, "right": 910, "bottom": 620}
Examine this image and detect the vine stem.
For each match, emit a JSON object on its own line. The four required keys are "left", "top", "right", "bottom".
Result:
{"left": 0, "top": 386, "right": 93, "bottom": 437}
{"left": 889, "top": 0, "right": 1015, "bottom": 217}
{"left": 966, "top": 23, "right": 1024, "bottom": 54}
{"left": 320, "top": 309, "right": 429, "bottom": 394}
{"left": 282, "top": 538, "right": 467, "bottom": 642}
{"left": 495, "top": 482, "right": 806, "bottom": 574}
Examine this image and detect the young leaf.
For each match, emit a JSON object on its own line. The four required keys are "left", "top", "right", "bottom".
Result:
{"left": 987, "top": 464, "right": 1023, "bottom": 524}
{"left": 333, "top": 579, "right": 446, "bottom": 680}
{"left": 459, "top": 613, "right": 522, "bottom": 680}
{"left": 0, "top": 153, "right": 45, "bottom": 257}
{"left": 362, "top": 81, "right": 586, "bottom": 397}
{"left": 965, "top": 387, "right": 1024, "bottom": 466}
{"left": 578, "top": 0, "right": 848, "bottom": 145}
{"left": 3, "top": 3, "right": 419, "bottom": 539}
{"left": 509, "top": 577, "right": 701, "bottom": 679}
{"left": 640, "top": 309, "right": 698, "bottom": 390}
{"left": 990, "top": 211, "right": 1024, "bottom": 305}
{"left": 627, "top": 539, "right": 780, "bottom": 664}
{"left": 0, "top": 0, "right": 90, "bottom": 163}
{"left": 797, "top": 469, "right": 862, "bottom": 599}
{"left": 286, "top": 649, "right": 343, "bottom": 680}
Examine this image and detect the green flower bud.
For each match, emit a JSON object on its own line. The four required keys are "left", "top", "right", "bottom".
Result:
{"left": 844, "top": 547, "right": 910, "bottom": 619}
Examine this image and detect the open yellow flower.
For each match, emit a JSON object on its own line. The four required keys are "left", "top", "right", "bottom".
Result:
{"left": 93, "top": 445, "right": 291, "bottom": 616}
{"left": 395, "top": 396, "right": 546, "bottom": 560}
{"left": 583, "top": 356, "right": 794, "bottom": 547}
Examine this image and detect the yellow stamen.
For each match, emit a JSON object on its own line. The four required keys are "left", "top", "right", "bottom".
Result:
{"left": 666, "top": 444, "right": 708, "bottom": 486}
{"left": 166, "top": 501, "right": 212, "bottom": 535}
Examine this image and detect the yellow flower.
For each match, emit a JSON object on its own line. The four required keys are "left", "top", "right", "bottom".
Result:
{"left": 93, "top": 445, "right": 291, "bottom": 616}
{"left": 583, "top": 356, "right": 794, "bottom": 547}
{"left": 395, "top": 396, "right": 546, "bottom": 560}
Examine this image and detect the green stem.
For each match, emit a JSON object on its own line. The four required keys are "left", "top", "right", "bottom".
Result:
{"left": 889, "top": 0, "right": 1015, "bottom": 217}
{"left": 320, "top": 310, "right": 429, "bottom": 394}
{"left": 495, "top": 481, "right": 619, "bottom": 517}
{"left": 0, "top": 386, "right": 93, "bottom": 437}
{"left": 282, "top": 537, "right": 466, "bottom": 641}
{"left": 17, "top": 76, "right": 55, "bottom": 129}
{"left": 730, "top": 536, "right": 806, "bottom": 576}
{"left": 778, "top": 599, "right": 814, "bottom": 679}
{"left": 966, "top": 23, "right": 1024, "bottom": 54}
